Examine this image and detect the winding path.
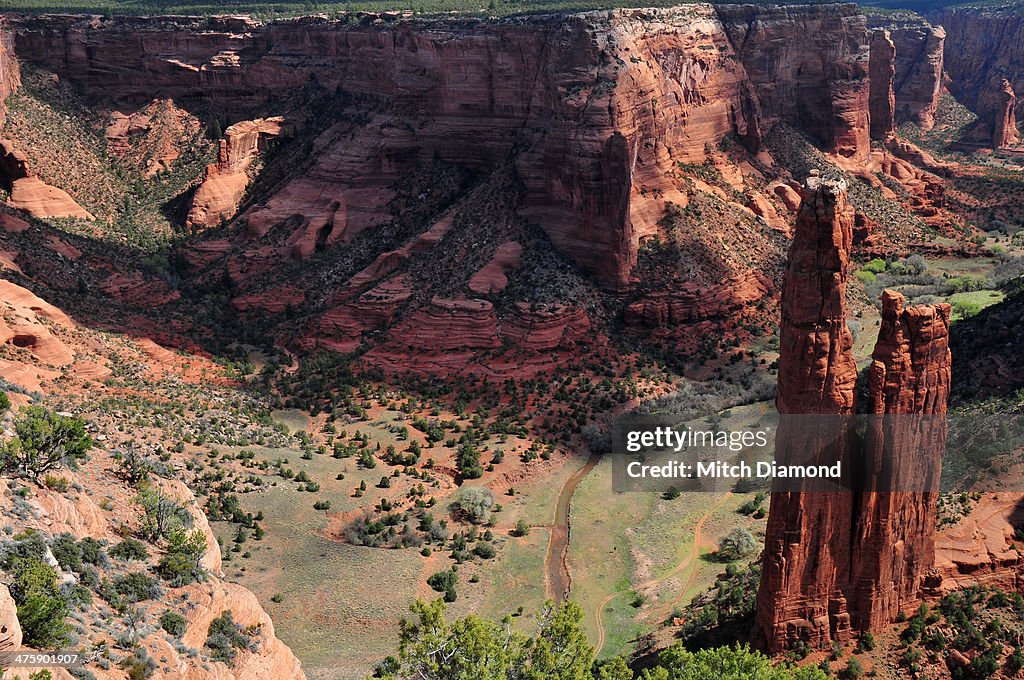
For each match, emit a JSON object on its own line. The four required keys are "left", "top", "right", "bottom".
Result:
{"left": 592, "top": 493, "right": 731, "bottom": 657}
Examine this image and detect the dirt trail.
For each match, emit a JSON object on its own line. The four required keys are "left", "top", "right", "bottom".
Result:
{"left": 591, "top": 493, "right": 731, "bottom": 658}
{"left": 545, "top": 451, "right": 601, "bottom": 601}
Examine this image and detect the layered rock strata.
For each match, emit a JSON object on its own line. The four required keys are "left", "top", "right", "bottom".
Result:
{"left": 754, "top": 176, "right": 951, "bottom": 652}
{"left": 187, "top": 117, "right": 290, "bottom": 229}
{"left": 934, "top": 7, "right": 1022, "bottom": 146}
{"left": 11, "top": 6, "right": 872, "bottom": 289}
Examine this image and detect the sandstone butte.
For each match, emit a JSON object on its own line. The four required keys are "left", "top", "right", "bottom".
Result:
{"left": 753, "top": 176, "right": 951, "bottom": 652}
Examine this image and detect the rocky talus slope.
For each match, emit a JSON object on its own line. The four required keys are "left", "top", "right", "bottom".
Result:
{"left": 753, "top": 176, "right": 951, "bottom": 653}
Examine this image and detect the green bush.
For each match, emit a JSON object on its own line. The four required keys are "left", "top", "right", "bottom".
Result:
{"left": 159, "top": 610, "right": 188, "bottom": 637}
{"left": 156, "top": 529, "right": 207, "bottom": 587}
{"left": 863, "top": 258, "right": 888, "bottom": 273}
{"left": 453, "top": 486, "right": 495, "bottom": 524}
{"left": 854, "top": 269, "right": 876, "bottom": 285}
{"left": 107, "top": 571, "right": 160, "bottom": 604}
{"left": 0, "top": 407, "right": 92, "bottom": 481}
{"left": 110, "top": 538, "right": 149, "bottom": 562}
{"left": 205, "top": 611, "right": 256, "bottom": 665}
{"left": 9, "top": 557, "right": 68, "bottom": 648}
{"left": 717, "top": 527, "right": 757, "bottom": 561}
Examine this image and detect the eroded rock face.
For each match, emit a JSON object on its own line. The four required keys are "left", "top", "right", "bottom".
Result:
{"left": 187, "top": 117, "right": 290, "bottom": 229}
{"left": 755, "top": 178, "right": 951, "bottom": 653}
{"left": 0, "top": 19, "right": 19, "bottom": 128}
{"left": 887, "top": 23, "right": 944, "bottom": 130}
{"left": 975, "top": 78, "right": 1021, "bottom": 149}
{"left": 935, "top": 7, "right": 1024, "bottom": 142}
{"left": 849, "top": 290, "right": 950, "bottom": 632}
{"left": 869, "top": 30, "right": 896, "bottom": 140}
{"left": 0, "top": 139, "right": 93, "bottom": 220}
{"left": 12, "top": 6, "right": 872, "bottom": 289}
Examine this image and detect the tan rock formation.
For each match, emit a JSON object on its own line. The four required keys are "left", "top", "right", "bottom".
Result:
{"left": 468, "top": 241, "right": 522, "bottom": 294}
{"left": 0, "top": 139, "right": 93, "bottom": 220}
{"left": 0, "top": 583, "right": 21, "bottom": 652}
{"left": 187, "top": 117, "right": 289, "bottom": 229}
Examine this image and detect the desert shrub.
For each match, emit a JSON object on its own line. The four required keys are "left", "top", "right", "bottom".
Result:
{"left": 717, "top": 527, "right": 757, "bottom": 561}
{"left": 136, "top": 488, "right": 192, "bottom": 541}
{"left": 205, "top": 611, "right": 257, "bottom": 665}
{"left": 9, "top": 557, "right": 68, "bottom": 648}
{"left": 110, "top": 538, "right": 149, "bottom": 562}
{"left": 0, "top": 407, "right": 92, "bottom": 481}
{"left": 159, "top": 610, "right": 188, "bottom": 637}
{"left": 427, "top": 569, "right": 458, "bottom": 602}
{"left": 453, "top": 486, "right": 495, "bottom": 524}
{"left": 0, "top": 392, "right": 9, "bottom": 412}
{"left": 107, "top": 571, "right": 161, "bottom": 604}
{"left": 511, "top": 519, "right": 531, "bottom": 537}
{"left": 115, "top": 444, "right": 153, "bottom": 486}
{"left": 156, "top": 529, "right": 207, "bottom": 587}
{"left": 50, "top": 533, "right": 84, "bottom": 573}
{"left": 473, "top": 542, "right": 496, "bottom": 559}
{"left": 119, "top": 646, "right": 155, "bottom": 680}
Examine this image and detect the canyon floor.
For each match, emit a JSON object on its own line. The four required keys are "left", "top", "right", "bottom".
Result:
{"left": 2, "top": 3, "right": 1024, "bottom": 680}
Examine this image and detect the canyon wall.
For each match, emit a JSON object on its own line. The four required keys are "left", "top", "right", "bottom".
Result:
{"left": 0, "top": 18, "right": 19, "bottom": 128}
{"left": 868, "top": 20, "right": 944, "bottom": 131}
{"left": 932, "top": 7, "right": 1023, "bottom": 147}
{"left": 754, "top": 176, "right": 951, "bottom": 652}
{"left": 10, "top": 5, "right": 871, "bottom": 289}
{"left": 869, "top": 30, "right": 896, "bottom": 140}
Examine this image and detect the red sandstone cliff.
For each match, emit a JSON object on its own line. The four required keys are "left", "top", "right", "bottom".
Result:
{"left": 11, "top": 6, "right": 872, "bottom": 290}
{"left": 754, "top": 174, "right": 858, "bottom": 653}
{"left": 754, "top": 177, "right": 952, "bottom": 652}
{"left": 0, "top": 18, "right": 19, "bottom": 128}
{"left": 869, "top": 30, "right": 896, "bottom": 140}
{"left": 934, "top": 7, "right": 1024, "bottom": 146}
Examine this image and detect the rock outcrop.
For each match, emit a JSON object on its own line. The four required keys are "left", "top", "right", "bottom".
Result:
{"left": 12, "top": 6, "right": 872, "bottom": 290}
{"left": 869, "top": 30, "right": 896, "bottom": 140}
{"left": 187, "top": 117, "right": 290, "bottom": 229}
{"left": 0, "top": 139, "right": 93, "bottom": 219}
{"left": 0, "top": 18, "right": 19, "bottom": 127}
{"left": 848, "top": 290, "right": 950, "bottom": 632}
{"left": 886, "top": 23, "right": 944, "bottom": 130}
{"left": 974, "top": 78, "right": 1020, "bottom": 149}
{"left": 754, "top": 175, "right": 858, "bottom": 653}
{"left": 0, "top": 583, "right": 21, "bottom": 652}
{"left": 754, "top": 176, "right": 951, "bottom": 652}
{"left": 934, "top": 7, "right": 1023, "bottom": 145}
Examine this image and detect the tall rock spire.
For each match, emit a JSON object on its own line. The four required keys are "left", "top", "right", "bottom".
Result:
{"left": 754, "top": 174, "right": 858, "bottom": 652}
{"left": 755, "top": 178, "right": 952, "bottom": 653}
